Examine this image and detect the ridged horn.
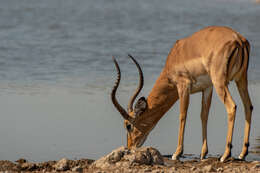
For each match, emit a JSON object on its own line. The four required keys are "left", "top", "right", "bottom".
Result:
{"left": 127, "top": 54, "right": 144, "bottom": 112}
{"left": 111, "top": 56, "right": 134, "bottom": 123}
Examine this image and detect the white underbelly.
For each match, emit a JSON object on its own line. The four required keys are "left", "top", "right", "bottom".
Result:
{"left": 191, "top": 74, "right": 212, "bottom": 92}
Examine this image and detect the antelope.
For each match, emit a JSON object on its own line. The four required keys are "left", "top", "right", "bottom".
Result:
{"left": 111, "top": 26, "right": 253, "bottom": 162}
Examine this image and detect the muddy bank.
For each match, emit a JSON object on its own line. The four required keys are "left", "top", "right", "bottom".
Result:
{"left": 1, "top": 157, "right": 260, "bottom": 173}
{"left": 1, "top": 147, "right": 260, "bottom": 173}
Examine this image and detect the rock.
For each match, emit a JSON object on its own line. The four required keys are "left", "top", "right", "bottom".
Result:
{"left": 16, "top": 158, "right": 27, "bottom": 164}
{"left": 92, "top": 146, "right": 164, "bottom": 169}
{"left": 53, "top": 158, "right": 69, "bottom": 171}
{"left": 253, "top": 164, "right": 260, "bottom": 169}
{"left": 20, "top": 162, "right": 37, "bottom": 171}
{"left": 171, "top": 167, "right": 177, "bottom": 171}
{"left": 216, "top": 167, "right": 223, "bottom": 172}
{"left": 252, "top": 161, "right": 260, "bottom": 164}
{"left": 151, "top": 170, "right": 163, "bottom": 173}
{"left": 190, "top": 166, "right": 196, "bottom": 171}
{"left": 72, "top": 166, "right": 83, "bottom": 172}
{"left": 144, "top": 167, "right": 152, "bottom": 172}
{"left": 203, "top": 165, "right": 215, "bottom": 172}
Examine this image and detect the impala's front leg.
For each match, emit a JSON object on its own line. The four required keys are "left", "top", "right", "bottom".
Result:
{"left": 200, "top": 86, "right": 213, "bottom": 159}
{"left": 172, "top": 81, "right": 191, "bottom": 160}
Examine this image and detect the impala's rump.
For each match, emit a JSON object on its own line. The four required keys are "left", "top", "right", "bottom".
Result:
{"left": 165, "top": 26, "right": 250, "bottom": 93}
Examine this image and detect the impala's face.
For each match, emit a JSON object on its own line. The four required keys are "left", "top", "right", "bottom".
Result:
{"left": 125, "top": 97, "right": 148, "bottom": 148}
{"left": 124, "top": 119, "right": 147, "bottom": 148}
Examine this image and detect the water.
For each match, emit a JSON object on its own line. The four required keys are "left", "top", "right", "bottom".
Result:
{"left": 0, "top": 0, "right": 260, "bottom": 162}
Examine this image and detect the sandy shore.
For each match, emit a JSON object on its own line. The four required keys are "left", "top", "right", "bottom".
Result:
{"left": 1, "top": 157, "right": 260, "bottom": 173}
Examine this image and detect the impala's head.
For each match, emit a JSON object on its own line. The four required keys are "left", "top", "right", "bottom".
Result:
{"left": 111, "top": 54, "right": 150, "bottom": 148}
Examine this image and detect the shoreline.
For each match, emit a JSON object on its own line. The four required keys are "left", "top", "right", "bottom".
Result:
{"left": 1, "top": 156, "right": 260, "bottom": 173}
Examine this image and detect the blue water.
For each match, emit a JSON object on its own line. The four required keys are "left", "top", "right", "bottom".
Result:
{"left": 0, "top": 0, "right": 260, "bottom": 162}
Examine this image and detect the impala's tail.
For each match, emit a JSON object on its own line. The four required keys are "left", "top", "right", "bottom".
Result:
{"left": 227, "top": 39, "right": 250, "bottom": 81}
{"left": 235, "top": 39, "right": 250, "bottom": 80}
{"left": 241, "top": 40, "right": 250, "bottom": 74}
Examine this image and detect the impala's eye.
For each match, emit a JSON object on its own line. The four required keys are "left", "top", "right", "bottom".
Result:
{"left": 126, "top": 123, "right": 132, "bottom": 132}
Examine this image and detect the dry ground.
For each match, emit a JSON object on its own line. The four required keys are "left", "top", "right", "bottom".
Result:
{"left": 1, "top": 157, "right": 260, "bottom": 173}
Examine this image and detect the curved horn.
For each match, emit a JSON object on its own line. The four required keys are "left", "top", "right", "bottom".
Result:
{"left": 111, "top": 56, "right": 134, "bottom": 123}
{"left": 127, "top": 54, "right": 144, "bottom": 112}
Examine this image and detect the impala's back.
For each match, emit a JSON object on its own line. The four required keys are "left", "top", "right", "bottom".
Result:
{"left": 165, "top": 26, "right": 250, "bottom": 93}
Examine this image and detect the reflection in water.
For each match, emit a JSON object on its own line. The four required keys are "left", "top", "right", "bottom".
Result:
{"left": 251, "top": 137, "right": 260, "bottom": 155}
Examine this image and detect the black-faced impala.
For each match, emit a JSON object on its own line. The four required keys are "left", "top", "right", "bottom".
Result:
{"left": 111, "top": 26, "right": 253, "bottom": 162}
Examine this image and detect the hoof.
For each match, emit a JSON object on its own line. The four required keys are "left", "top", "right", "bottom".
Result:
{"left": 220, "top": 154, "right": 231, "bottom": 162}
{"left": 172, "top": 154, "right": 179, "bottom": 160}
{"left": 238, "top": 148, "right": 248, "bottom": 160}
{"left": 220, "top": 156, "right": 225, "bottom": 162}
{"left": 200, "top": 155, "right": 206, "bottom": 160}
{"left": 200, "top": 151, "right": 208, "bottom": 160}
{"left": 238, "top": 154, "right": 245, "bottom": 160}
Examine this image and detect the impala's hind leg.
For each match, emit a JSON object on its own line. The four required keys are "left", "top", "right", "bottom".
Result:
{"left": 235, "top": 73, "right": 253, "bottom": 160}
{"left": 214, "top": 84, "right": 237, "bottom": 162}
{"left": 172, "top": 82, "right": 191, "bottom": 160}
{"left": 200, "top": 86, "right": 213, "bottom": 159}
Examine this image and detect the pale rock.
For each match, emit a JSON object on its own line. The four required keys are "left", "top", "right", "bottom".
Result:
{"left": 144, "top": 168, "right": 152, "bottom": 172}
{"left": 92, "top": 146, "right": 164, "bottom": 169}
{"left": 253, "top": 164, "right": 260, "bottom": 169}
{"left": 53, "top": 158, "right": 69, "bottom": 171}
{"left": 203, "top": 165, "right": 215, "bottom": 172}
{"left": 252, "top": 161, "right": 260, "bottom": 164}
{"left": 190, "top": 166, "right": 196, "bottom": 171}
{"left": 171, "top": 167, "right": 177, "bottom": 171}
{"left": 20, "top": 162, "right": 37, "bottom": 170}
{"left": 72, "top": 166, "right": 83, "bottom": 172}
{"left": 216, "top": 167, "right": 223, "bottom": 172}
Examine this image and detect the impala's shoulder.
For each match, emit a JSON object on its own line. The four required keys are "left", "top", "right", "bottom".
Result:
{"left": 173, "top": 39, "right": 182, "bottom": 47}
{"left": 172, "top": 39, "right": 186, "bottom": 51}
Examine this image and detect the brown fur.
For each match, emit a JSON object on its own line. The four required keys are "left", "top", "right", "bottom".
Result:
{"left": 112, "top": 26, "right": 252, "bottom": 162}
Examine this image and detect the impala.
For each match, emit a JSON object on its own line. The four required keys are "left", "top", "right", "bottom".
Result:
{"left": 111, "top": 26, "right": 252, "bottom": 162}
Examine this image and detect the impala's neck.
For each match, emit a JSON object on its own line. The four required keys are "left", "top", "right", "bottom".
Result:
{"left": 143, "top": 70, "right": 179, "bottom": 126}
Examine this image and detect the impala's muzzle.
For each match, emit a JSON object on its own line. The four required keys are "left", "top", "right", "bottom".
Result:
{"left": 127, "top": 132, "right": 148, "bottom": 148}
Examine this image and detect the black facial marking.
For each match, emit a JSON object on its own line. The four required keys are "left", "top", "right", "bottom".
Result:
{"left": 126, "top": 124, "right": 132, "bottom": 131}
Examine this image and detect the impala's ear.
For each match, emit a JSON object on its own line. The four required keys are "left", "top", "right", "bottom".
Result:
{"left": 134, "top": 97, "right": 147, "bottom": 117}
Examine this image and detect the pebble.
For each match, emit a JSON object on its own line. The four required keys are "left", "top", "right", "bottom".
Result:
{"left": 20, "top": 162, "right": 37, "bottom": 170}
{"left": 252, "top": 161, "right": 260, "bottom": 164}
{"left": 253, "top": 164, "right": 260, "bottom": 169}
{"left": 203, "top": 165, "right": 215, "bottom": 172}
{"left": 216, "top": 167, "right": 223, "bottom": 172}
{"left": 171, "top": 167, "right": 177, "bottom": 171}
{"left": 16, "top": 158, "right": 27, "bottom": 164}
{"left": 144, "top": 168, "right": 152, "bottom": 172}
{"left": 53, "top": 158, "right": 69, "bottom": 171}
{"left": 190, "top": 166, "right": 196, "bottom": 171}
{"left": 72, "top": 166, "right": 83, "bottom": 172}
